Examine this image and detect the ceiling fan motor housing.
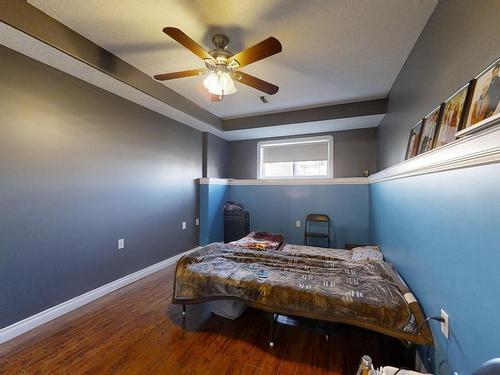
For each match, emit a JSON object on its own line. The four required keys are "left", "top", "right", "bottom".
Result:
{"left": 212, "top": 34, "right": 230, "bottom": 50}
{"left": 208, "top": 34, "right": 235, "bottom": 66}
{"left": 205, "top": 34, "right": 233, "bottom": 71}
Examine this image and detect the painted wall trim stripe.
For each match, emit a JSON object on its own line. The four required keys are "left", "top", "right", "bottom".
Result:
{"left": 0, "top": 1, "right": 222, "bottom": 130}
{"left": 222, "top": 98, "right": 388, "bottom": 131}
{"left": 0, "top": 247, "right": 199, "bottom": 344}
{"left": 0, "top": 23, "right": 227, "bottom": 139}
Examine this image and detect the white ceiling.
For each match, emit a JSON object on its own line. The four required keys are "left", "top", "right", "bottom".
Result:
{"left": 29, "top": 0, "right": 437, "bottom": 120}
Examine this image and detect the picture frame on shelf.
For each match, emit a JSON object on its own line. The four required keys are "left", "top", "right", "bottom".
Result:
{"left": 434, "top": 82, "right": 473, "bottom": 148}
{"left": 417, "top": 105, "right": 442, "bottom": 154}
{"left": 459, "top": 57, "right": 500, "bottom": 137}
{"left": 405, "top": 121, "right": 423, "bottom": 160}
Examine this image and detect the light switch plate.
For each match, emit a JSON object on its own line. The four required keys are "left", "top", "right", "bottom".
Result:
{"left": 118, "top": 238, "right": 124, "bottom": 250}
{"left": 182, "top": 222, "right": 187, "bottom": 230}
{"left": 295, "top": 220, "right": 301, "bottom": 228}
{"left": 195, "top": 218, "right": 199, "bottom": 226}
{"left": 441, "top": 309, "right": 449, "bottom": 339}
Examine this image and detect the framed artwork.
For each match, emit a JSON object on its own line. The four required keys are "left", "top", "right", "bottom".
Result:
{"left": 463, "top": 57, "right": 500, "bottom": 130}
{"left": 434, "top": 82, "right": 472, "bottom": 148}
{"left": 405, "top": 121, "right": 423, "bottom": 160}
{"left": 417, "top": 106, "right": 442, "bottom": 154}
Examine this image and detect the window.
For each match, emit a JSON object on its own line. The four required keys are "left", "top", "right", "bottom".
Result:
{"left": 257, "top": 136, "right": 333, "bottom": 179}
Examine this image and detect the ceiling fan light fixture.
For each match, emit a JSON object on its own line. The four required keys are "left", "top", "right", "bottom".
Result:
{"left": 203, "top": 71, "right": 237, "bottom": 96}
{"left": 155, "top": 28, "right": 282, "bottom": 98}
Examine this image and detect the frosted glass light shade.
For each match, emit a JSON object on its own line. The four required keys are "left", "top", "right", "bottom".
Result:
{"left": 203, "top": 72, "right": 237, "bottom": 96}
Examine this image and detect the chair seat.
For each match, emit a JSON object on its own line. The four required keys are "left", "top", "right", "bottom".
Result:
{"left": 305, "top": 214, "right": 330, "bottom": 222}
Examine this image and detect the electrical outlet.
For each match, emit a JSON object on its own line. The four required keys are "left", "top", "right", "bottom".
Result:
{"left": 118, "top": 238, "right": 125, "bottom": 250}
{"left": 440, "top": 309, "right": 449, "bottom": 339}
{"left": 295, "top": 220, "right": 301, "bottom": 228}
{"left": 195, "top": 218, "right": 199, "bottom": 226}
{"left": 182, "top": 222, "right": 187, "bottom": 230}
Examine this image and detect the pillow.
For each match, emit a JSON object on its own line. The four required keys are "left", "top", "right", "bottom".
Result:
{"left": 251, "top": 231, "right": 284, "bottom": 244}
{"left": 229, "top": 232, "right": 284, "bottom": 251}
{"left": 351, "top": 246, "right": 383, "bottom": 262}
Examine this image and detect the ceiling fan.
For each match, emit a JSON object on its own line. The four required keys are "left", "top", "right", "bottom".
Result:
{"left": 153, "top": 27, "right": 282, "bottom": 101}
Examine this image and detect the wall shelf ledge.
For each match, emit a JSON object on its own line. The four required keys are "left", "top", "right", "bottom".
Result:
{"left": 370, "top": 118, "right": 500, "bottom": 184}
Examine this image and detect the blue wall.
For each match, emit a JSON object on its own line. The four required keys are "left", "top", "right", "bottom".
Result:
{"left": 200, "top": 170, "right": 500, "bottom": 374}
{"left": 199, "top": 183, "right": 228, "bottom": 245}
{"left": 229, "top": 184, "right": 370, "bottom": 248}
{"left": 370, "top": 164, "right": 500, "bottom": 374}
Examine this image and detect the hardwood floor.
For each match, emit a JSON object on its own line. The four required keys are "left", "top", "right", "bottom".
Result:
{"left": 0, "top": 265, "right": 412, "bottom": 375}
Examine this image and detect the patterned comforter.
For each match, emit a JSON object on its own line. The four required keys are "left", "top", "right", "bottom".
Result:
{"left": 173, "top": 243, "right": 432, "bottom": 344}
{"left": 281, "top": 243, "right": 353, "bottom": 260}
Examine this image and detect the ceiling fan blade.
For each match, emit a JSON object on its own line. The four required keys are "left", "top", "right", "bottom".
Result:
{"left": 210, "top": 94, "right": 223, "bottom": 102}
{"left": 153, "top": 69, "right": 207, "bottom": 81}
{"left": 228, "top": 37, "right": 282, "bottom": 68}
{"left": 233, "top": 72, "right": 279, "bottom": 95}
{"left": 163, "top": 27, "right": 214, "bottom": 61}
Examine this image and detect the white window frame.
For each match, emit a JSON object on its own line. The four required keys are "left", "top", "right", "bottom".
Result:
{"left": 257, "top": 135, "right": 334, "bottom": 179}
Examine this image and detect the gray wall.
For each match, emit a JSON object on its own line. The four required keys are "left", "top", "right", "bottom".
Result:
{"left": 203, "top": 133, "right": 229, "bottom": 178}
{"left": 0, "top": 46, "right": 202, "bottom": 328}
{"left": 378, "top": 0, "right": 500, "bottom": 169}
{"left": 228, "top": 128, "right": 378, "bottom": 179}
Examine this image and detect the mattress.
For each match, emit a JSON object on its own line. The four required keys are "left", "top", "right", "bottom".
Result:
{"left": 173, "top": 242, "right": 432, "bottom": 345}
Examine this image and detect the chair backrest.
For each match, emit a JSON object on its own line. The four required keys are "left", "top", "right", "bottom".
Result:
{"left": 305, "top": 214, "right": 330, "bottom": 223}
{"left": 472, "top": 359, "right": 500, "bottom": 375}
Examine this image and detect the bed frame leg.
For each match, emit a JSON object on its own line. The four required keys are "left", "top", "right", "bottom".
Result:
{"left": 269, "top": 313, "right": 276, "bottom": 348}
{"left": 182, "top": 304, "right": 186, "bottom": 317}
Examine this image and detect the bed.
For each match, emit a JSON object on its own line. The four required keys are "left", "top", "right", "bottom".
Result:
{"left": 172, "top": 241, "right": 432, "bottom": 345}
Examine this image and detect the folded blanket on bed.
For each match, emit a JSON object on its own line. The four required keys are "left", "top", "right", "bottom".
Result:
{"left": 281, "top": 244, "right": 353, "bottom": 260}
{"left": 228, "top": 231, "right": 284, "bottom": 251}
{"left": 173, "top": 243, "right": 432, "bottom": 345}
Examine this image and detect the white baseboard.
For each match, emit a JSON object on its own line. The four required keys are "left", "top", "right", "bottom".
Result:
{"left": 0, "top": 247, "right": 199, "bottom": 345}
